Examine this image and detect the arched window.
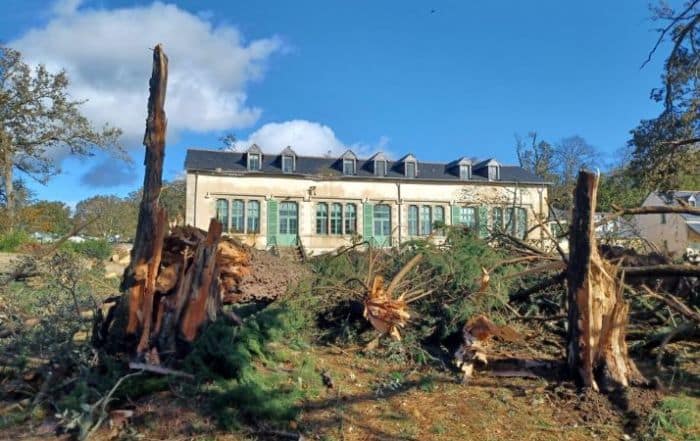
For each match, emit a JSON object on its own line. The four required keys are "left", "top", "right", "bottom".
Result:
{"left": 247, "top": 200, "right": 260, "bottom": 233}
{"left": 434, "top": 206, "right": 445, "bottom": 227}
{"left": 231, "top": 200, "right": 245, "bottom": 233}
{"left": 279, "top": 202, "right": 298, "bottom": 234}
{"left": 316, "top": 203, "right": 328, "bottom": 234}
{"left": 408, "top": 205, "right": 419, "bottom": 236}
{"left": 215, "top": 199, "right": 229, "bottom": 232}
{"left": 420, "top": 206, "right": 432, "bottom": 235}
{"left": 344, "top": 204, "right": 357, "bottom": 234}
{"left": 374, "top": 204, "right": 391, "bottom": 237}
{"left": 330, "top": 203, "right": 342, "bottom": 234}
{"left": 492, "top": 207, "right": 503, "bottom": 231}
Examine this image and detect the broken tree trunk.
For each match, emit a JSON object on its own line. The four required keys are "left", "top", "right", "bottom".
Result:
{"left": 566, "top": 170, "right": 645, "bottom": 392}
{"left": 120, "top": 44, "right": 169, "bottom": 356}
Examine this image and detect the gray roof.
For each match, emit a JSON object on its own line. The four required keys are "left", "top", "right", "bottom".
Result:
{"left": 185, "top": 149, "right": 549, "bottom": 184}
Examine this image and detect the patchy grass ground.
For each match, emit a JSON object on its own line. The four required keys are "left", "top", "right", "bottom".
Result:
{"left": 4, "top": 344, "right": 696, "bottom": 441}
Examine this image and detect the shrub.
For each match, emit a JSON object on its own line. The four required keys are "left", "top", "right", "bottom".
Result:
{"left": 184, "top": 280, "right": 322, "bottom": 429}
{"left": 0, "top": 230, "right": 32, "bottom": 252}
{"left": 64, "top": 239, "right": 112, "bottom": 260}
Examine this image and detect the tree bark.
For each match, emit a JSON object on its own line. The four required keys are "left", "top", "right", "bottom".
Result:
{"left": 566, "top": 170, "right": 645, "bottom": 392}
{"left": 120, "top": 44, "right": 169, "bottom": 356}
{"left": 2, "top": 139, "right": 14, "bottom": 231}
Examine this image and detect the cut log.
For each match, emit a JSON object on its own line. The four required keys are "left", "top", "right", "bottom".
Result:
{"left": 566, "top": 170, "right": 645, "bottom": 392}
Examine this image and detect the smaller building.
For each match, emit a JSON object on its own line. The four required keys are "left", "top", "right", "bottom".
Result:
{"left": 635, "top": 191, "right": 700, "bottom": 256}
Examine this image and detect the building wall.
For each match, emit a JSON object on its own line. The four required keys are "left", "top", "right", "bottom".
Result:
{"left": 186, "top": 172, "right": 549, "bottom": 254}
{"left": 636, "top": 193, "right": 689, "bottom": 256}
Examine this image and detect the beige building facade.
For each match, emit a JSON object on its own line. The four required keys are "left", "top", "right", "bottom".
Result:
{"left": 635, "top": 191, "right": 700, "bottom": 256}
{"left": 185, "top": 147, "right": 550, "bottom": 255}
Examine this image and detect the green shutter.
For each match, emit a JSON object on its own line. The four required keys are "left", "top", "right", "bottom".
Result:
{"left": 478, "top": 206, "right": 488, "bottom": 238}
{"left": 363, "top": 203, "right": 374, "bottom": 244}
{"left": 266, "top": 200, "right": 278, "bottom": 247}
{"left": 451, "top": 205, "right": 460, "bottom": 226}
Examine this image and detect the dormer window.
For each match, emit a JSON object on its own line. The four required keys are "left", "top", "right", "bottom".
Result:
{"left": 402, "top": 154, "right": 418, "bottom": 178}
{"left": 280, "top": 146, "right": 297, "bottom": 174}
{"left": 375, "top": 160, "right": 387, "bottom": 176}
{"left": 406, "top": 161, "right": 416, "bottom": 178}
{"left": 246, "top": 144, "right": 263, "bottom": 171}
{"left": 340, "top": 149, "right": 357, "bottom": 176}
{"left": 474, "top": 158, "right": 500, "bottom": 181}
{"left": 371, "top": 152, "right": 388, "bottom": 176}
{"left": 282, "top": 155, "right": 294, "bottom": 173}
{"left": 488, "top": 165, "right": 499, "bottom": 181}
{"left": 248, "top": 154, "right": 260, "bottom": 171}
{"left": 343, "top": 159, "right": 356, "bottom": 175}
{"left": 460, "top": 164, "right": 471, "bottom": 180}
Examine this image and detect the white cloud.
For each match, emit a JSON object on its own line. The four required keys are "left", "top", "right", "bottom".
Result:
{"left": 11, "top": 1, "right": 282, "bottom": 143}
{"left": 236, "top": 119, "right": 391, "bottom": 158}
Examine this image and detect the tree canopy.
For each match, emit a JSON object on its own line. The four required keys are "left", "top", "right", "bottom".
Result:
{"left": 0, "top": 46, "right": 123, "bottom": 229}
{"left": 629, "top": 1, "right": 700, "bottom": 190}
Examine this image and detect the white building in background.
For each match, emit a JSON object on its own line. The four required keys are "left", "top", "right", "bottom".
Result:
{"left": 185, "top": 145, "right": 551, "bottom": 255}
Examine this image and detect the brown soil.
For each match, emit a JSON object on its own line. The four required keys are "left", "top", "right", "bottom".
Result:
{"left": 232, "top": 247, "right": 309, "bottom": 303}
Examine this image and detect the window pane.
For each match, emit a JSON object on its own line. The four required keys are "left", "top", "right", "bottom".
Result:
{"left": 460, "top": 207, "right": 477, "bottom": 228}
{"left": 492, "top": 207, "right": 503, "bottom": 231}
{"left": 375, "top": 160, "right": 386, "bottom": 176}
{"left": 216, "top": 199, "right": 229, "bottom": 232}
{"left": 249, "top": 154, "right": 260, "bottom": 170}
{"left": 316, "top": 203, "right": 328, "bottom": 234}
{"left": 331, "top": 203, "right": 342, "bottom": 234}
{"left": 460, "top": 165, "right": 470, "bottom": 180}
{"left": 343, "top": 159, "right": 355, "bottom": 175}
{"left": 282, "top": 156, "right": 294, "bottom": 173}
{"left": 420, "top": 206, "right": 432, "bottom": 235}
{"left": 247, "top": 200, "right": 260, "bottom": 233}
{"left": 408, "top": 205, "right": 418, "bottom": 236}
{"left": 406, "top": 162, "right": 416, "bottom": 178}
{"left": 505, "top": 207, "right": 514, "bottom": 234}
{"left": 434, "top": 206, "right": 444, "bottom": 223}
{"left": 280, "top": 202, "right": 298, "bottom": 234}
{"left": 516, "top": 207, "right": 528, "bottom": 239}
{"left": 232, "top": 200, "right": 245, "bottom": 233}
{"left": 374, "top": 204, "right": 391, "bottom": 236}
{"left": 344, "top": 204, "right": 356, "bottom": 234}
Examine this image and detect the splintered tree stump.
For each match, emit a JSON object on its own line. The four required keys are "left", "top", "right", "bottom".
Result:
{"left": 566, "top": 170, "right": 645, "bottom": 392}
{"left": 102, "top": 45, "right": 253, "bottom": 361}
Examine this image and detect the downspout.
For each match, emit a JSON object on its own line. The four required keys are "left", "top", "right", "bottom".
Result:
{"left": 396, "top": 182, "right": 402, "bottom": 245}
{"left": 193, "top": 172, "right": 199, "bottom": 227}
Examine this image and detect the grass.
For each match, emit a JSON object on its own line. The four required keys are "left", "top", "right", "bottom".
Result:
{"left": 645, "top": 395, "right": 700, "bottom": 441}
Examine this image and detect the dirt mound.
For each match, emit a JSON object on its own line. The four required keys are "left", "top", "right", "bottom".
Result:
{"left": 230, "top": 247, "right": 309, "bottom": 303}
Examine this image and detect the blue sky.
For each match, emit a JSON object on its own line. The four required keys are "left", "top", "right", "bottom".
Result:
{"left": 1, "top": 0, "right": 671, "bottom": 208}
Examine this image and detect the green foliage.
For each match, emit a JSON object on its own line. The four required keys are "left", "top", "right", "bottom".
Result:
{"left": 311, "top": 228, "right": 515, "bottom": 364}
{"left": 184, "top": 281, "right": 321, "bottom": 429}
{"left": 644, "top": 395, "right": 699, "bottom": 441}
{"left": 63, "top": 239, "right": 112, "bottom": 260}
{"left": 0, "top": 229, "right": 32, "bottom": 251}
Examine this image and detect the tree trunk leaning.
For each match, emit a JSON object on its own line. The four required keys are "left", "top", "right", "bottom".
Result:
{"left": 566, "top": 170, "right": 645, "bottom": 392}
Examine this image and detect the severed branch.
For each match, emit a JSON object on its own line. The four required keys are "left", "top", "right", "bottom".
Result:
{"left": 641, "top": 285, "right": 700, "bottom": 323}
{"left": 621, "top": 264, "right": 700, "bottom": 278}
{"left": 509, "top": 271, "right": 566, "bottom": 302}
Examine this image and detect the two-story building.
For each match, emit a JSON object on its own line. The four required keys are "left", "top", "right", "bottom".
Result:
{"left": 185, "top": 145, "right": 550, "bottom": 255}
{"left": 635, "top": 191, "right": 700, "bottom": 256}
